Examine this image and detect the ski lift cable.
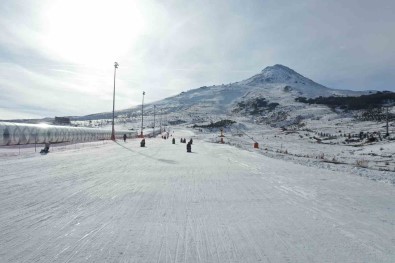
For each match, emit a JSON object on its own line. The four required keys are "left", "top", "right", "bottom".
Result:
{"left": 232, "top": 126, "right": 257, "bottom": 143}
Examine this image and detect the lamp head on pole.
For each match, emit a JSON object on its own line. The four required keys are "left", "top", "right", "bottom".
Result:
{"left": 143, "top": 91, "right": 145, "bottom": 96}
{"left": 114, "top": 62, "right": 119, "bottom": 69}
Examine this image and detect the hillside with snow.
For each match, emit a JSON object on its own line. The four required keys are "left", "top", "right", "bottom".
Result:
{"left": 154, "top": 64, "right": 368, "bottom": 114}
{"left": 74, "top": 64, "right": 369, "bottom": 124}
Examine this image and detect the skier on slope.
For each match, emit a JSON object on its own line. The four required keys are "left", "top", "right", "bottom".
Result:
{"left": 123, "top": 134, "right": 127, "bottom": 142}
{"left": 186, "top": 141, "right": 191, "bottom": 152}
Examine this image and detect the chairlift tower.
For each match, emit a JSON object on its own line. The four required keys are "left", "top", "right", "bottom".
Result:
{"left": 383, "top": 101, "right": 394, "bottom": 137}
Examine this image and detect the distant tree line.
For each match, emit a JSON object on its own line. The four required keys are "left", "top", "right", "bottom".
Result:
{"left": 234, "top": 97, "right": 279, "bottom": 115}
{"left": 295, "top": 91, "right": 395, "bottom": 110}
{"left": 54, "top": 117, "right": 71, "bottom": 125}
{"left": 193, "top": 119, "right": 236, "bottom": 128}
{"left": 168, "top": 120, "right": 187, "bottom": 125}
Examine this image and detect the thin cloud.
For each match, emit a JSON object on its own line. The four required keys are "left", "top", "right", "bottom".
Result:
{"left": 0, "top": 0, "right": 394, "bottom": 119}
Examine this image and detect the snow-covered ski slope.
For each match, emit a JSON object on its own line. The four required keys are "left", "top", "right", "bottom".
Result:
{"left": 1, "top": 131, "right": 394, "bottom": 262}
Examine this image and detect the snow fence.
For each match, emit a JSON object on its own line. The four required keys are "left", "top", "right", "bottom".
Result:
{"left": 0, "top": 122, "right": 138, "bottom": 146}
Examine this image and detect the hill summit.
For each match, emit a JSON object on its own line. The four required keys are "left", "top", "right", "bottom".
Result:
{"left": 243, "top": 64, "right": 321, "bottom": 89}
{"left": 261, "top": 64, "right": 303, "bottom": 80}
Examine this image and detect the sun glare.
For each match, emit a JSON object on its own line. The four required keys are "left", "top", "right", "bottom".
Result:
{"left": 42, "top": 0, "right": 145, "bottom": 65}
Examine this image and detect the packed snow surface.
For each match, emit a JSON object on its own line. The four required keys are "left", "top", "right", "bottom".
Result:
{"left": 0, "top": 130, "right": 394, "bottom": 262}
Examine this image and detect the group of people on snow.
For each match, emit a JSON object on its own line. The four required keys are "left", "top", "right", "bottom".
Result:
{"left": 40, "top": 132, "right": 193, "bottom": 154}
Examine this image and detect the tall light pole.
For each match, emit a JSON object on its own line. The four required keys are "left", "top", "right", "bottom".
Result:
{"left": 159, "top": 109, "right": 162, "bottom": 134}
{"left": 153, "top": 105, "right": 156, "bottom": 136}
{"left": 111, "top": 62, "right": 119, "bottom": 141}
{"left": 141, "top": 91, "right": 145, "bottom": 137}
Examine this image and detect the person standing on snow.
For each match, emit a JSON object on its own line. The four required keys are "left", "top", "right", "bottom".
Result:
{"left": 186, "top": 141, "right": 191, "bottom": 152}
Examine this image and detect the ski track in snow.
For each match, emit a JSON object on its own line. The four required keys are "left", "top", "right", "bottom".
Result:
{"left": 0, "top": 131, "right": 394, "bottom": 263}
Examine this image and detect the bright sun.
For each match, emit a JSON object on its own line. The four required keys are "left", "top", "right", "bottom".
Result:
{"left": 42, "top": 0, "right": 145, "bottom": 65}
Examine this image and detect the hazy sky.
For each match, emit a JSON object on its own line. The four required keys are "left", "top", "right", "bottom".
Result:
{"left": 1, "top": 0, "right": 394, "bottom": 119}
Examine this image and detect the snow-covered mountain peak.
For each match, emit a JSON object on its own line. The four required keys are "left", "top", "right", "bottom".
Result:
{"left": 239, "top": 64, "right": 367, "bottom": 99}
{"left": 244, "top": 64, "right": 312, "bottom": 86}
{"left": 261, "top": 64, "right": 298, "bottom": 76}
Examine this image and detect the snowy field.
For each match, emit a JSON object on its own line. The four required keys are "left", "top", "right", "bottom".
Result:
{"left": 176, "top": 116, "right": 395, "bottom": 184}
{"left": 0, "top": 130, "right": 394, "bottom": 262}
